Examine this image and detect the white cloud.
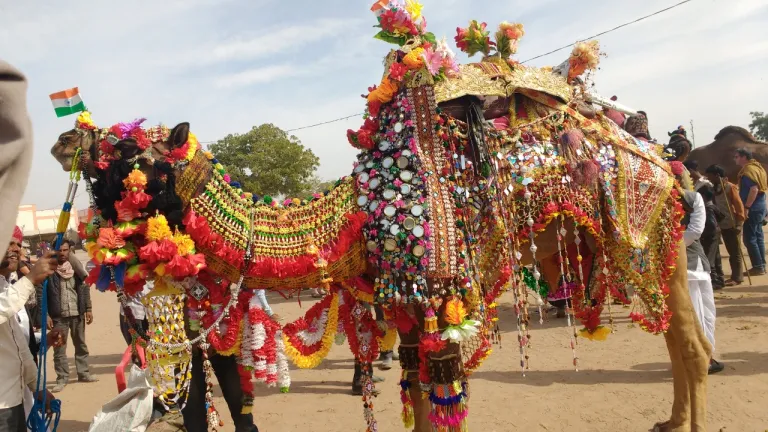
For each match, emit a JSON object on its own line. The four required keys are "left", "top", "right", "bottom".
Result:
{"left": 210, "top": 19, "right": 354, "bottom": 62}
{"left": 214, "top": 64, "right": 299, "bottom": 87}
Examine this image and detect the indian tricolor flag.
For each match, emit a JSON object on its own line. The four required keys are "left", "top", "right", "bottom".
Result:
{"left": 49, "top": 87, "right": 86, "bottom": 118}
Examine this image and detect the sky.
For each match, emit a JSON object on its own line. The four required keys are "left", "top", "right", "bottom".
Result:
{"left": 1, "top": 0, "right": 766, "bottom": 211}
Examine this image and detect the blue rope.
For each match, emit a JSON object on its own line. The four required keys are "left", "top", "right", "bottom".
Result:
{"left": 26, "top": 216, "right": 67, "bottom": 431}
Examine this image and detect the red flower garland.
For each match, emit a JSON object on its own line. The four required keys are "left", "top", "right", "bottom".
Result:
{"left": 339, "top": 290, "right": 382, "bottom": 364}
{"left": 204, "top": 304, "right": 243, "bottom": 353}
{"left": 282, "top": 294, "right": 335, "bottom": 357}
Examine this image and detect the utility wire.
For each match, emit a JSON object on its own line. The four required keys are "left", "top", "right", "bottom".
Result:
{"left": 200, "top": 0, "right": 693, "bottom": 142}
{"left": 520, "top": 0, "right": 693, "bottom": 64}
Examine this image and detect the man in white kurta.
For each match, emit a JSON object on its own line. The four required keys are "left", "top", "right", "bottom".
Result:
{"left": 682, "top": 190, "right": 720, "bottom": 373}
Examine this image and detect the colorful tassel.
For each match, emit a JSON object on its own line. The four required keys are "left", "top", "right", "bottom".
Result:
{"left": 561, "top": 129, "right": 585, "bottom": 152}
{"left": 399, "top": 371, "right": 415, "bottom": 429}
{"left": 428, "top": 380, "right": 469, "bottom": 432}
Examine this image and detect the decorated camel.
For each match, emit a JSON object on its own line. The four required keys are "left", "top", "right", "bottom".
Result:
{"left": 50, "top": 3, "right": 710, "bottom": 432}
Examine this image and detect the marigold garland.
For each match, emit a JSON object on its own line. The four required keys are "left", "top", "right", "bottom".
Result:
{"left": 282, "top": 292, "right": 339, "bottom": 369}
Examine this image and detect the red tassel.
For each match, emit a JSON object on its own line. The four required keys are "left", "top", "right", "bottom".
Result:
{"left": 561, "top": 129, "right": 585, "bottom": 152}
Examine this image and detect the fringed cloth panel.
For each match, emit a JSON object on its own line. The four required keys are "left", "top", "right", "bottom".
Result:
{"left": 176, "top": 154, "right": 367, "bottom": 289}
{"left": 486, "top": 89, "right": 681, "bottom": 333}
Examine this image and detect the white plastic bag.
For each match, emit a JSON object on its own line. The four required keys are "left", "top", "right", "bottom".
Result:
{"left": 89, "top": 365, "right": 153, "bottom": 432}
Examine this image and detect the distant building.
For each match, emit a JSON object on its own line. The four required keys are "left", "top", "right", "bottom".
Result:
{"left": 16, "top": 204, "right": 81, "bottom": 252}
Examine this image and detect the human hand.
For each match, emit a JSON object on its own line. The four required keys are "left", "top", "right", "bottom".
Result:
{"left": 46, "top": 316, "right": 53, "bottom": 331}
{"left": 35, "top": 389, "right": 56, "bottom": 413}
{"left": 46, "top": 327, "right": 66, "bottom": 348}
{"left": 85, "top": 312, "right": 93, "bottom": 325}
{"left": 27, "top": 251, "right": 58, "bottom": 285}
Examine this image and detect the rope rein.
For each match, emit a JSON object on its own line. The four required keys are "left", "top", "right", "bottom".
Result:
{"left": 26, "top": 149, "right": 81, "bottom": 432}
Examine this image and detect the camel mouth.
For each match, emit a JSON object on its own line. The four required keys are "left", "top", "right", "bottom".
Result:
{"left": 53, "top": 152, "right": 75, "bottom": 172}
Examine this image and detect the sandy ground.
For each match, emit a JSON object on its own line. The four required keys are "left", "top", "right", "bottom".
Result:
{"left": 49, "top": 244, "right": 767, "bottom": 432}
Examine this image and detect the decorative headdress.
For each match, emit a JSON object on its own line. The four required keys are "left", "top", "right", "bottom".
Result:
{"left": 624, "top": 114, "right": 650, "bottom": 140}
{"left": 12, "top": 226, "right": 23, "bottom": 244}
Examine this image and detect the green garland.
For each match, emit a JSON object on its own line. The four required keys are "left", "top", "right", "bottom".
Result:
{"left": 521, "top": 267, "right": 549, "bottom": 298}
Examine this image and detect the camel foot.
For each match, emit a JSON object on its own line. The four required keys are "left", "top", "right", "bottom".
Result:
{"left": 652, "top": 420, "right": 690, "bottom": 432}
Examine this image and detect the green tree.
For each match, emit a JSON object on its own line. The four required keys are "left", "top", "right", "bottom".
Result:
{"left": 300, "top": 176, "right": 338, "bottom": 200}
{"left": 748, "top": 111, "right": 768, "bottom": 141}
{"left": 209, "top": 124, "right": 320, "bottom": 197}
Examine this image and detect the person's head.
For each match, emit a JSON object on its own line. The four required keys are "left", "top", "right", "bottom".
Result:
{"left": 58, "top": 240, "right": 74, "bottom": 264}
{"left": 664, "top": 131, "right": 692, "bottom": 162}
{"left": 699, "top": 184, "right": 715, "bottom": 203}
{"left": 734, "top": 148, "right": 753, "bottom": 167}
{"left": 683, "top": 160, "right": 699, "bottom": 174}
{"left": 0, "top": 227, "right": 24, "bottom": 275}
{"left": 704, "top": 164, "right": 725, "bottom": 184}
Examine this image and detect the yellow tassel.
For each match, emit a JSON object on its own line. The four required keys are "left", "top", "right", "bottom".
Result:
{"left": 425, "top": 316, "right": 438, "bottom": 333}
{"left": 377, "top": 328, "right": 397, "bottom": 352}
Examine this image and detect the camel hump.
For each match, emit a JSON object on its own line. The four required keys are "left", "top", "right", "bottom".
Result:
{"left": 714, "top": 125, "right": 765, "bottom": 144}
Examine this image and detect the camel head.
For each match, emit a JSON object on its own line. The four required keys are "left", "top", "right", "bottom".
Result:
{"left": 51, "top": 112, "right": 196, "bottom": 227}
{"left": 50, "top": 112, "right": 191, "bottom": 181}
{"left": 51, "top": 126, "right": 102, "bottom": 177}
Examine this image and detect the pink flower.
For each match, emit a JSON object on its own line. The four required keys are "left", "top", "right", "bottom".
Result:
{"left": 422, "top": 48, "right": 444, "bottom": 76}
{"left": 455, "top": 27, "right": 469, "bottom": 51}
{"left": 223, "top": 174, "right": 231, "bottom": 183}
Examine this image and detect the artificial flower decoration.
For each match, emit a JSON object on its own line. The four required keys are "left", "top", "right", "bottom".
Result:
{"left": 444, "top": 298, "right": 467, "bottom": 326}
{"left": 441, "top": 298, "right": 481, "bottom": 343}
{"left": 367, "top": 76, "right": 399, "bottom": 104}
{"left": 402, "top": 47, "right": 425, "bottom": 69}
{"left": 372, "top": 0, "right": 428, "bottom": 45}
{"left": 97, "top": 227, "right": 126, "bottom": 250}
{"left": 139, "top": 239, "right": 178, "bottom": 265}
{"left": 115, "top": 118, "right": 152, "bottom": 150}
{"left": 454, "top": 21, "right": 494, "bottom": 57}
{"left": 115, "top": 200, "right": 143, "bottom": 222}
{"left": 167, "top": 131, "right": 200, "bottom": 163}
{"left": 171, "top": 230, "right": 196, "bottom": 256}
{"left": 495, "top": 22, "right": 525, "bottom": 58}
{"left": 75, "top": 111, "right": 97, "bottom": 130}
{"left": 146, "top": 214, "right": 173, "bottom": 242}
{"left": 568, "top": 40, "right": 601, "bottom": 80}
{"left": 388, "top": 62, "right": 408, "bottom": 81}
{"left": 404, "top": 0, "right": 422, "bottom": 21}
{"left": 124, "top": 169, "right": 148, "bottom": 191}
{"left": 435, "top": 37, "right": 459, "bottom": 76}
{"left": 578, "top": 326, "right": 612, "bottom": 342}
{"left": 421, "top": 47, "right": 444, "bottom": 75}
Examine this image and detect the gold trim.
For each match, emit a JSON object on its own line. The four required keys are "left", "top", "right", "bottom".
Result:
{"left": 434, "top": 63, "right": 572, "bottom": 104}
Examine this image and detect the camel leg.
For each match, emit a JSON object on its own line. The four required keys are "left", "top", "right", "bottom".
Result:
{"left": 398, "top": 324, "right": 431, "bottom": 432}
{"left": 657, "top": 241, "right": 711, "bottom": 432}
{"left": 661, "top": 329, "right": 690, "bottom": 429}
